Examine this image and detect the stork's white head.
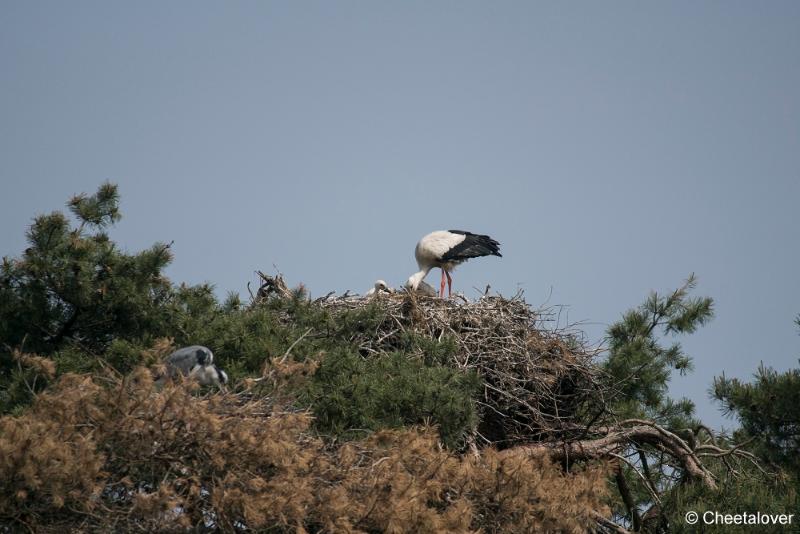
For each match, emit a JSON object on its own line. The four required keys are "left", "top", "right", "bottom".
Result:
{"left": 406, "top": 271, "right": 427, "bottom": 290}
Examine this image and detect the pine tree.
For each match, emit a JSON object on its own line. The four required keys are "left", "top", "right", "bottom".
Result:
{"left": 600, "top": 283, "right": 796, "bottom": 532}
{"left": 713, "top": 316, "right": 800, "bottom": 477}
{"left": 603, "top": 274, "right": 713, "bottom": 426}
{"left": 596, "top": 277, "right": 714, "bottom": 530}
{"left": 0, "top": 183, "right": 176, "bottom": 354}
{"left": 0, "top": 184, "right": 195, "bottom": 411}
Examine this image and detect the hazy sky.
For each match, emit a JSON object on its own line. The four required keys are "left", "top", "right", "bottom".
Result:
{"left": 2, "top": 1, "right": 798, "bottom": 428}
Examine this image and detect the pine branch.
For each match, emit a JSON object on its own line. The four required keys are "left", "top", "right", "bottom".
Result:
{"left": 615, "top": 462, "right": 642, "bottom": 531}
{"left": 502, "top": 421, "right": 718, "bottom": 489}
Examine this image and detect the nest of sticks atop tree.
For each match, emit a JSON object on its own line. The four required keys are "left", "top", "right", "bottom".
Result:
{"left": 252, "top": 273, "right": 751, "bottom": 495}
{"left": 254, "top": 273, "right": 604, "bottom": 448}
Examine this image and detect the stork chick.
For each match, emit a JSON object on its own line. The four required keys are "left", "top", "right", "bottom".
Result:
{"left": 365, "top": 279, "right": 394, "bottom": 297}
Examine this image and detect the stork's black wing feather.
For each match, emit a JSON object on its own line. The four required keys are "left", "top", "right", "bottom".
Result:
{"left": 442, "top": 230, "right": 502, "bottom": 261}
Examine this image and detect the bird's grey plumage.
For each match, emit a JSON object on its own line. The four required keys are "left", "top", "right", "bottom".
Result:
{"left": 165, "top": 346, "right": 213, "bottom": 376}
{"left": 404, "top": 279, "right": 437, "bottom": 296}
{"left": 162, "top": 345, "right": 228, "bottom": 388}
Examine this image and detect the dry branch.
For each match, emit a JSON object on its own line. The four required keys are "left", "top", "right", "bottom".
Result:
{"left": 503, "top": 423, "right": 717, "bottom": 489}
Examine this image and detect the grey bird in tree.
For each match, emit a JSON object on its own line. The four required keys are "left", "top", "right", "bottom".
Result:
{"left": 410, "top": 279, "right": 438, "bottom": 297}
{"left": 406, "top": 230, "right": 502, "bottom": 297}
{"left": 162, "top": 345, "right": 228, "bottom": 388}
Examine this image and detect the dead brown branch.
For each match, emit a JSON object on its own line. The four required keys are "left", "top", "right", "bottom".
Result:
{"left": 252, "top": 271, "right": 292, "bottom": 301}
{"left": 503, "top": 423, "right": 717, "bottom": 489}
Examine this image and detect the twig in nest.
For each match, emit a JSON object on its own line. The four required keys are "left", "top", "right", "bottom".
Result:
{"left": 280, "top": 328, "right": 313, "bottom": 363}
{"left": 255, "top": 271, "right": 292, "bottom": 301}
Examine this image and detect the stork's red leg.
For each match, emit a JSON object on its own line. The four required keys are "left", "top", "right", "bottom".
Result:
{"left": 445, "top": 271, "right": 453, "bottom": 297}
{"left": 440, "top": 268, "right": 446, "bottom": 297}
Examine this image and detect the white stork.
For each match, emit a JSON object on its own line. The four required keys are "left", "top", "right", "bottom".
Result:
{"left": 406, "top": 230, "right": 502, "bottom": 297}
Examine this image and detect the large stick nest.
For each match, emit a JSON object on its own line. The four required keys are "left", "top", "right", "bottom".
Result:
{"left": 255, "top": 274, "right": 605, "bottom": 448}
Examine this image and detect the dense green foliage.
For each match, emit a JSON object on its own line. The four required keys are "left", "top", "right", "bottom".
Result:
{"left": 713, "top": 318, "right": 800, "bottom": 479}
{"left": 660, "top": 459, "right": 797, "bottom": 533}
{"left": 0, "top": 183, "right": 175, "bottom": 355}
{"left": 712, "top": 316, "right": 800, "bottom": 491}
{"left": 1, "top": 184, "right": 177, "bottom": 410}
{"left": 0, "top": 184, "right": 479, "bottom": 446}
{"left": 715, "top": 362, "right": 800, "bottom": 475}
{"left": 309, "top": 349, "right": 480, "bottom": 447}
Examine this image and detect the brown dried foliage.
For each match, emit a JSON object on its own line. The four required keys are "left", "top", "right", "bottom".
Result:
{"left": 13, "top": 350, "right": 57, "bottom": 380}
{"left": 1, "top": 369, "right": 610, "bottom": 533}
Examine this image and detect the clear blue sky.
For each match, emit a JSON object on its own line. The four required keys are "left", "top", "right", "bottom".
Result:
{"left": 2, "top": 1, "right": 799, "bottom": 428}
